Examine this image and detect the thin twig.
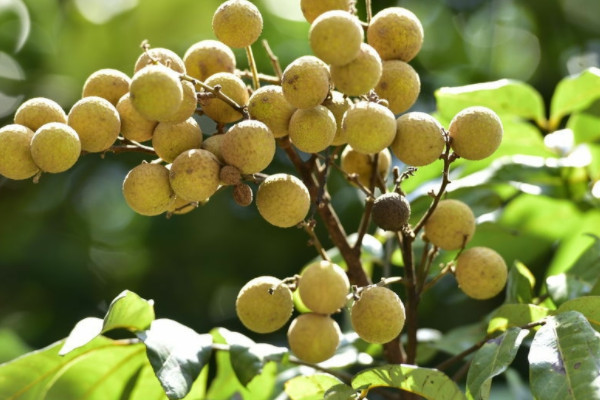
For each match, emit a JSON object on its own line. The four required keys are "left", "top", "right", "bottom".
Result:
{"left": 262, "top": 39, "right": 283, "bottom": 81}
{"left": 180, "top": 74, "right": 249, "bottom": 119}
{"left": 245, "top": 45, "right": 260, "bottom": 90}
{"left": 301, "top": 219, "right": 331, "bottom": 261}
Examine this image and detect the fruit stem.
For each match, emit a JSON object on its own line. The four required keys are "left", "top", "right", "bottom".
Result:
{"left": 245, "top": 45, "right": 261, "bottom": 90}
{"left": 181, "top": 74, "right": 250, "bottom": 119}
{"left": 261, "top": 39, "right": 283, "bottom": 81}
{"left": 397, "top": 229, "right": 418, "bottom": 365}
{"left": 300, "top": 219, "right": 331, "bottom": 261}
{"left": 236, "top": 70, "right": 280, "bottom": 84}
{"left": 365, "top": 0, "right": 373, "bottom": 23}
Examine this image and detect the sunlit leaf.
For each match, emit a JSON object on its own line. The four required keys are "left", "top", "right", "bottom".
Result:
{"left": 59, "top": 317, "right": 104, "bottom": 356}
{"left": 285, "top": 374, "right": 344, "bottom": 400}
{"left": 229, "top": 342, "right": 287, "bottom": 387}
{"left": 546, "top": 273, "right": 593, "bottom": 307}
{"left": 557, "top": 296, "right": 600, "bottom": 331}
{"left": 505, "top": 261, "right": 535, "bottom": 304}
{"left": 487, "top": 304, "right": 549, "bottom": 334}
{"left": 567, "top": 99, "right": 600, "bottom": 144}
{"left": 0, "top": 0, "right": 30, "bottom": 52}
{"left": 324, "top": 383, "right": 358, "bottom": 399}
{"left": 550, "top": 67, "right": 600, "bottom": 131}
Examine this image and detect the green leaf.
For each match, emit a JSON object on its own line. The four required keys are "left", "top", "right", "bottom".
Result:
{"left": 324, "top": 383, "right": 358, "bottom": 399}
{"left": 229, "top": 342, "right": 287, "bottom": 387}
{"left": 433, "top": 323, "right": 487, "bottom": 356}
{"left": 137, "top": 319, "right": 213, "bottom": 400}
{"left": 546, "top": 273, "right": 593, "bottom": 306}
{"left": 557, "top": 296, "right": 600, "bottom": 331}
{"left": 0, "top": 0, "right": 31, "bottom": 52}
{"left": 285, "top": 374, "right": 344, "bottom": 400}
{"left": 505, "top": 261, "right": 536, "bottom": 304}
{"left": 529, "top": 311, "right": 600, "bottom": 400}
{"left": 352, "top": 364, "right": 466, "bottom": 400}
{"left": 566, "top": 234, "right": 600, "bottom": 282}
{"left": 487, "top": 304, "right": 549, "bottom": 334}
{"left": 550, "top": 67, "right": 600, "bottom": 130}
{"left": 466, "top": 328, "right": 529, "bottom": 400}
{"left": 59, "top": 317, "right": 104, "bottom": 356}
{"left": 567, "top": 99, "right": 600, "bottom": 144}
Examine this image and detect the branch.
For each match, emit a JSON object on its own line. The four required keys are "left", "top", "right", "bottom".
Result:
{"left": 180, "top": 74, "right": 249, "bottom": 119}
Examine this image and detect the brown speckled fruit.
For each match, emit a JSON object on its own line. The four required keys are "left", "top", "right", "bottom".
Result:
{"left": 298, "top": 260, "right": 350, "bottom": 314}
{"left": 455, "top": 247, "right": 508, "bottom": 300}
{"left": 309, "top": 10, "right": 363, "bottom": 66}
{"left": 391, "top": 112, "right": 444, "bottom": 167}
{"left": 152, "top": 117, "right": 203, "bottom": 163}
{"left": 342, "top": 101, "right": 396, "bottom": 154}
{"left": 448, "top": 106, "right": 503, "bottom": 161}
{"left": 340, "top": 145, "right": 391, "bottom": 188}
{"left": 200, "top": 72, "right": 249, "bottom": 123}
{"left": 169, "top": 149, "right": 221, "bottom": 202}
{"left": 367, "top": 7, "right": 424, "bottom": 62}
{"left": 162, "top": 80, "right": 198, "bottom": 124}
{"left": 130, "top": 64, "right": 183, "bottom": 122}
{"left": 221, "top": 120, "right": 275, "bottom": 174}
{"left": 322, "top": 91, "right": 351, "bottom": 146}
{"left": 30, "top": 122, "right": 81, "bottom": 173}
{"left": 183, "top": 40, "right": 236, "bottom": 82}
{"left": 236, "top": 276, "right": 293, "bottom": 333}
{"left": 375, "top": 60, "right": 420, "bottom": 114}
{"left": 14, "top": 97, "right": 67, "bottom": 132}
{"left": 256, "top": 173, "right": 310, "bottom": 228}
{"left": 212, "top": 0, "right": 263, "bottom": 48}
{"left": 68, "top": 96, "right": 120, "bottom": 153}
{"left": 371, "top": 192, "right": 411, "bottom": 231}
{"left": 287, "top": 313, "right": 341, "bottom": 363}
{"left": 351, "top": 286, "right": 405, "bottom": 344}
{"left": 300, "top": 0, "right": 351, "bottom": 23}
{"left": 0, "top": 124, "right": 39, "bottom": 180}
{"left": 116, "top": 93, "right": 157, "bottom": 143}
{"left": 281, "top": 56, "right": 331, "bottom": 109}
{"left": 331, "top": 43, "right": 382, "bottom": 96}
{"left": 82, "top": 68, "right": 131, "bottom": 106}
{"left": 133, "top": 47, "right": 186, "bottom": 74}
{"left": 424, "top": 199, "right": 475, "bottom": 250}
{"left": 122, "top": 163, "right": 173, "bottom": 216}
{"left": 248, "top": 85, "right": 295, "bottom": 138}
{"left": 288, "top": 105, "right": 336, "bottom": 154}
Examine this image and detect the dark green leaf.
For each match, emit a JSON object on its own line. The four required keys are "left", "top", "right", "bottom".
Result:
{"left": 487, "top": 304, "right": 549, "bottom": 334}
{"left": 506, "top": 261, "right": 536, "bottom": 304}
{"left": 229, "top": 342, "right": 287, "bottom": 387}
{"left": 546, "top": 273, "right": 593, "bottom": 306}
{"left": 566, "top": 234, "right": 600, "bottom": 282}
{"left": 557, "top": 296, "right": 600, "bottom": 331}
{"left": 550, "top": 67, "right": 600, "bottom": 130}
{"left": 529, "top": 311, "right": 600, "bottom": 400}
{"left": 0, "top": 0, "right": 30, "bottom": 52}
{"left": 324, "top": 383, "right": 358, "bottom": 399}
{"left": 285, "top": 374, "right": 344, "bottom": 400}
{"left": 433, "top": 323, "right": 487, "bottom": 356}
{"left": 103, "top": 289, "right": 155, "bottom": 332}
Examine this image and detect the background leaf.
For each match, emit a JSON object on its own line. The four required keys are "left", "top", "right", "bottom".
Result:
{"left": 557, "top": 296, "right": 600, "bottom": 331}
{"left": 505, "top": 261, "right": 536, "bottom": 304}
{"left": 229, "top": 342, "right": 287, "bottom": 387}
{"left": 284, "top": 374, "right": 344, "bottom": 400}
{"left": 487, "top": 304, "right": 549, "bottom": 334}
{"left": 550, "top": 67, "right": 600, "bottom": 130}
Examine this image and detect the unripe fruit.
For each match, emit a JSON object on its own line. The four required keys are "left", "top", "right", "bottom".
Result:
{"left": 201, "top": 134, "right": 225, "bottom": 162}
{"left": 331, "top": 43, "right": 382, "bottom": 96}
{"left": 256, "top": 173, "right": 310, "bottom": 228}
{"left": 322, "top": 91, "right": 351, "bottom": 146}
{"left": 200, "top": 72, "right": 249, "bottom": 123}
{"left": 448, "top": 106, "right": 503, "bottom": 160}
{"left": 162, "top": 80, "right": 198, "bottom": 124}
{"left": 351, "top": 286, "right": 405, "bottom": 344}
{"left": 152, "top": 117, "right": 203, "bottom": 163}
{"left": 82, "top": 68, "right": 131, "bottom": 106}
{"left": 298, "top": 260, "right": 350, "bottom": 315}
{"left": 212, "top": 0, "right": 263, "bottom": 48}
{"left": 236, "top": 276, "right": 293, "bottom": 333}
{"left": 343, "top": 101, "right": 396, "bottom": 154}
{"left": 367, "top": 7, "right": 424, "bottom": 62}
{"left": 309, "top": 11, "right": 363, "bottom": 66}
{"left": 340, "top": 145, "right": 391, "bottom": 188}
{"left": 67, "top": 96, "right": 120, "bottom": 153}
{"left": 0, "top": 124, "right": 39, "bottom": 180}
{"left": 391, "top": 112, "right": 445, "bottom": 167}
{"left": 281, "top": 56, "right": 330, "bottom": 110}
{"left": 287, "top": 313, "right": 341, "bottom": 363}
{"left": 288, "top": 105, "right": 336, "bottom": 154}
{"left": 134, "top": 48, "right": 186, "bottom": 74}
{"left": 122, "top": 163, "right": 173, "bottom": 216}
{"left": 130, "top": 64, "right": 183, "bottom": 122}
{"left": 372, "top": 192, "right": 411, "bottom": 231}
{"left": 221, "top": 120, "right": 275, "bottom": 174}
{"left": 248, "top": 85, "right": 295, "bottom": 138}
{"left": 116, "top": 93, "right": 158, "bottom": 143}
{"left": 183, "top": 40, "right": 236, "bottom": 82}
{"left": 300, "top": 0, "right": 351, "bottom": 23}
{"left": 455, "top": 247, "right": 508, "bottom": 300}
{"left": 169, "top": 149, "right": 221, "bottom": 202}
{"left": 375, "top": 60, "right": 420, "bottom": 114}
{"left": 14, "top": 97, "right": 67, "bottom": 132}
{"left": 424, "top": 199, "right": 476, "bottom": 250}
{"left": 30, "top": 122, "right": 81, "bottom": 173}
{"left": 233, "top": 183, "right": 253, "bottom": 207}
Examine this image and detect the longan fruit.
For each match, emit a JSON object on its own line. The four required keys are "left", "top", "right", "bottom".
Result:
{"left": 199, "top": 72, "right": 249, "bottom": 124}
{"left": 256, "top": 173, "right": 310, "bottom": 228}
{"left": 340, "top": 145, "right": 391, "bottom": 188}
{"left": 236, "top": 276, "right": 293, "bottom": 333}
{"left": 233, "top": 183, "right": 253, "bottom": 207}
{"left": 375, "top": 60, "right": 420, "bottom": 114}
{"left": 201, "top": 133, "right": 226, "bottom": 162}
{"left": 122, "top": 163, "right": 173, "bottom": 216}
{"left": 372, "top": 192, "right": 411, "bottom": 232}
{"left": 300, "top": 0, "right": 351, "bottom": 24}
{"left": 162, "top": 80, "right": 198, "bottom": 124}
{"left": 82, "top": 68, "right": 131, "bottom": 106}
{"left": 167, "top": 195, "right": 198, "bottom": 215}
{"left": 0, "top": 124, "right": 39, "bottom": 180}
{"left": 152, "top": 117, "right": 203, "bottom": 163}
{"left": 67, "top": 96, "right": 120, "bottom": 153}
{"left": 391, "top": 112, "right": 445, "bottom": 167}
{"left": 281, "top": 56, "right": 331, "bottom": 110}
{"left": 14, "top": 97, "right": 67, "bottom": 132}
{"left": 287, "top": 313, "right": 341, "bottom": 363}
{"left": 30, "top": 123, "right": 80, "bottom": 173}
{"left": 116, "top": 93, "right": 158, "bottom": 143}
{"left": 169, "top": 149, "right": 221, "bottom": 202}
{"left": 134, "top": 47, "right": 186, "bottom": 74}
{"left": 288, "top": 105, "right": 336, "bottom": 154}
{"left": 322, "top": 91, "right": 351, "bottom": 146}
{"left": 448, "top": 106, "right": 503, "bottom": 161}
{"left": 248, "top": 85, "right": 295, "bottom": 138}
{"left": 130, "top": 64, "right": 183, "bottom": 122}
{"left": 424, "top": 199, "right": 476, "bottom": 250}
{"left": 342, "top": 101, "right": 396, "bottom": 154}
{"left": 183, "top": 40, "right": 236, "bottom": 82}
{"left": 298, "top": 260, "right": 350, "bottom": 315}
{"left": 330, "top": 43, "right": 382, "bottom": 96}
{"left": 367, "top": 7, "right": 424, "bottom": 62}
{"left": 455, "top": 247, "right": 508, "bottom": 300}
{"left": 221, "top": 120, "right": 275, "bottom": 174}
{"left": 212, "top": 0, "right": 263, "bottom": 48}
{"left": 309, "top": 10, "right": 363, "bottom": 66}
{"left": 351, "top": 286, "right": 405, "bottom": 344}
{"left": 219, "top": 165, "right": 242, "bottom": 186}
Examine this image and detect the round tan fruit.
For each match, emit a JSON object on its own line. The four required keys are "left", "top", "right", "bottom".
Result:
{"left": 340, "top": 145, "right": 391, "bottom": 188}
{"left": 256, "top": 173, "right": 310, "bottom": 228}
{"left": 130, "top": 64, "right": 183, "bottom": 122}
{"left": 248, "top": 85, "right": 295, "bottom": 138}
{"left": 391, "top": 112, "right": 445, "bottom": 166}
{"left": 287, "top": 313, "right": 341, "bottom": 363}
{"left": 281, "top": 56, "right": 330, "bottom": 109}
{"left": 233, "top": 183, "right": 253, "bottom": 206}
{"left": 298, "top": 260, "right": 350, "bottom": 315}
{"left": 342, "top": 101, "right": 396, "bottom": 154}
{"left": 212, "top": 0, "right": 263, "bottom": 48}
{"left": 371, "top": 192, "right": 411, "bottom": 231}
{"left": 323, "top": 91, "right": 351, "bottom": 146}
{"left": 288, "top": 105, "right": 336, "bottom": 154}
{"left": 200, "top": 72, "right": 249, "bottom": 123}
{"left": 0, "top": 124, "right": 39, "bottom": 180}
{"left": 375, "top": 60, "right": 420, "bottom": 114}
{"left": 455, "top": 247, "right": 508, "bottom": 300}
{"left": 30, "top": 122, "right": 81, "bottom": 173}
{"left": 183, "top": 39, "right": 236, "bottom": 82}
{"left": 201, "top": 133, "right": 225, "bottom": 162}
{"left": 152, "top": 117, "right": 203, "bottom": 163}
{"left": 351, "top": 286, "right": 405, "bottom": 344}
{"left": 169, "top": 149, "right": 221, "bottom": 202}
{"left": 122, "top": 163, "right": 173, "bottom": 216}
{"left": 331, "top": 43, "right": 382, "bottom": 96}
{"left": 309, "top": 10, "right": 363, "bottom": 66}
{"left": 236, "top": 276, "right": 293, "bottom": 333}
{"left": 82, "top": 68, "right": 131, "bottom": 106}
{"left": 424, "top": 199, "right": 476, "bottom": 250}
{"left": 300, "top": 0, "right": 351, "bottom": 23}
{"left": 221, "top": 120, "right": 275, "bottom": 174}
{"left": 133, "top": 47, "right": 186, "bottom": 74}
{"left": 367, "top": 7, "right": 424, "bottom": 62}
{"left": 67, "top": 96, "right": 120, "bottom": 153}
{"left": 116, "top": 93, "right": 157, "bottom": 143}
{"left": 448, "top": 106, "right": 503, "bottom": 160}
{"left": 162, "top": 80, "right": 198, "bottom": 124}
{"left": 14, "top": 97, "right": 67, "bottom": 132}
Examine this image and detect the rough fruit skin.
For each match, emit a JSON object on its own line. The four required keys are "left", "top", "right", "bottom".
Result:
{"left": 424, "top": 199, "right": 476, "bottom": 250}
{"left": 67, "top": 96, "right": 121, "bottom": 153}
{"left": 162, "top": 80, "right": 198, "bottom": 124}
{"left": 212, "top": 0, "right": 263, "bottom": 48}
{"left": 342, "top": 101, "right": 396, "bottom": 154}
{"left": 256, "top": 173, "right": 310, "bottom": 228}
{"left": 323, "top": 91, "right": 351, "bottom": 146}
{"left": 0, "top": 124, "right": 39, "bottom": 180}
{"left": 152, "top": 117, "right": 203, "bottom": 163}
{"left": 340, "top": 145, "right": 391, "bottom": 188}
{"left": 30, "top": 122, "right": 81, "bottom": 173}
{"left": 248, "top": 85, "right": 295, "bottom": 138}
{"left": 201, "top": 134, "right": 225, "bottom": 162}
{"left": 287, "top": 313, "right": 341, "bottom": 363}
{"left": 391, "top": 112, "right": 445, "bottom": 167}
{"left": 372, "top": 192, "right": 411, "bottom": 231}
{"left": 169, "top": 149, "right": 221, "bottom": 202}
{"left": 116, "top": 93, "right": 157, "bottom": 143}
{"left": 367, "top": 7, "right": 424, "bottom": 62}
{"left": 288, "top": 105, "right": 336, "bottom": 154}
{"left": 233, "top": 183, "right": 253, "bottom": 206}
{"left": 82, "top": 68, "right": 131, "bottom": 106}
{"left": 221, "top": 120, "right": 276, "bottom": 174}
{"left": 166, "top": 194, "right": 198, "bottom": 215}
{"left": 183, "top": 40, "right": 236, "bottom": 82}
{"left": 122, "top": 163, "right": 173, "bottom": 216}
{"left": 455, "top": 247, "right": 508, "bottom": 300}
{"left": 375, "top": 60, "right": 420, "bottom": 114}
{"left": 300, "top": 0, "right": 351, "bottom": 23}
{"left": 281, "top": 56, "right": 330, "bottom": 109}
{"left": 309, "top": 10, "right": 363, "bottom": 66}
{"left": 448, "top": 106, "right": 503, "bottom": 160}
{"left": 14, "top": 97, "right": 67, "bottom": 132}
{"left": 130, "top": 64, "right": 183, "bottom": 122}
{"left": 236, "top": 276, "right": 293, "bottom": 333}
{"left": 351, "top": 286, "right": 405, "bottom": 344}
{"left": 134, "top": 48, "right": 186, "bottom": 74}
{"left": 298, "top": 260, "right": 350, "bottom": 315}
{"left": 200, "top": 72, "right": 249, "bottom": 123}
{"left": 330, "top": 43, "right": 382, "bottom": 96}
